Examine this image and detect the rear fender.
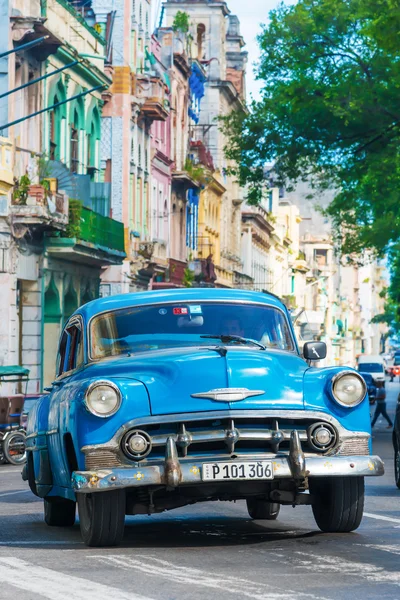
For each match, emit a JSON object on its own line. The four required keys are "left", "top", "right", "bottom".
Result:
{"left": 26, "top": 395, "right": 53, "bottom": 498}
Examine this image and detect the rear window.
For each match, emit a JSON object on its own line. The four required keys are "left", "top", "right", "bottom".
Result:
{"left": 358, "top": 363, "right": 384, "bottom": 373}
{"left": 90, "top": 302, "right": 295, "bottom": 359}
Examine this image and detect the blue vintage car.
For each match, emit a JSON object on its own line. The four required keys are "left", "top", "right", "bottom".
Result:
{"left": 23, "top": 289, "right": 384, "bottom": 546}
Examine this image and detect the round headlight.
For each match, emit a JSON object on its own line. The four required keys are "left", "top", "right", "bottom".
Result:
{"left": 331, "top": 372, "right": 366, "bottom": 408}
{"left": 85, "top": 381, "right": 121, "bottom": 417}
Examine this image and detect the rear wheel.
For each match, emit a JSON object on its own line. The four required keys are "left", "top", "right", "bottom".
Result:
{"left": 44, "top": 497, "right": 76, "bottom": 527}
{"left": 309, "top": 476, "right": 364, "bottom": 532}
{"left": 77, "top": 490, "right": 125, "bottom": 547}
{"left": 3, "top": 431, "right": 26, "bottom": 465}
{"left": 246, "top": 498, "right": 280, "bottom": 520}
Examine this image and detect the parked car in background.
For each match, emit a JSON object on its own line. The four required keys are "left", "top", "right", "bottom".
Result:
{"left": 388, "top": 355, "right": 400, "bottom": 382}
{"left": 358, "top": 355, "right": 386, "bottom": 386}
{"left": 24, "top": 289, "right": 384, "bottom": 547}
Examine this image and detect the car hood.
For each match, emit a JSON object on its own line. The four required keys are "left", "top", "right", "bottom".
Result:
{"left": 95, "top": 346, "right": 307, "bottom": 415}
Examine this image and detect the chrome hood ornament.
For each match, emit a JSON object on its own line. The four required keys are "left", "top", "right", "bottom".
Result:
{"left": 191, "top": 387, "right": 265, "bottom": 402}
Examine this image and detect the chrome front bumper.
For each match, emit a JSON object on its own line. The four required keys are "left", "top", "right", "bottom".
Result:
{"left": 72, "top": 433, "right": 384, "bottom": 494}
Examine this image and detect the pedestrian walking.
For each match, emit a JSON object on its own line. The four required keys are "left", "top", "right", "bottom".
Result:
{"left": 371, "top": 386, "right": 393, "bottom": 428}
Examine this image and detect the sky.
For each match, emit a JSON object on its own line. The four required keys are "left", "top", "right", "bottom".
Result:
{"left": 227, "top": 0, "right": 287, "bottom": 101}
{"left": 153, "top": 0, "right": 291, "bottom": 102}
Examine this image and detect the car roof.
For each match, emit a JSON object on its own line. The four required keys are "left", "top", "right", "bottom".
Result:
{"left": 357, "top": 355, "right": 384, "bottom": 363}
{"left": 75, "top": 289, "right": 287, "bottom": 322}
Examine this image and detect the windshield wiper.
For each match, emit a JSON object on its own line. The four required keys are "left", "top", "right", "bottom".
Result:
{"left": 200, "top": 334, "right": 266, "bottom": 350}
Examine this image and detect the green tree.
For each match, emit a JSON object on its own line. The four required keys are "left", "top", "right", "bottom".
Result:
{"left": 222, "top": 0, "right": 400, "bottom": 256}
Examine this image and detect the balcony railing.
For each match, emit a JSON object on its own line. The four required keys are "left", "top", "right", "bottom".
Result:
{"left": 135, "top": 74, "right": 170, "bottom": 121}
{"left": 78, "top": 206, "right": 125, "bottom": 253}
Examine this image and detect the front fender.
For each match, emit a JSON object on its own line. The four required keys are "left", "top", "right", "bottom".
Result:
{"left": 304, "top": 367, "right": 372, "bottom": 435}
{"left": 55, "top": 377, "right": 151, "bottom": 471}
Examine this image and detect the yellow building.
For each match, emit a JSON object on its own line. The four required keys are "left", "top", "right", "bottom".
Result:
{"left": 196, "top": 174, "right": 230, "bottom": 284}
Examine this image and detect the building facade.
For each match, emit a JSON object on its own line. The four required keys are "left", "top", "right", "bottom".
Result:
{"left": 0, "top": 0, "right": 125, "bottom": 390}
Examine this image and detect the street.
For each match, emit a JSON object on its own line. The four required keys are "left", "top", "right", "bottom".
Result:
{"left": 0, "top": 384, "right": 398, "bottom": 600}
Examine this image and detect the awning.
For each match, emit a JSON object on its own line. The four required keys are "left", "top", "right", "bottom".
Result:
{"left": 0, "top": 365, "right": 30, "bottom": 379}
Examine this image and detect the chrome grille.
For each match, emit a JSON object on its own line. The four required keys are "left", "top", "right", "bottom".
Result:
{"left": 85, "top": 449, "right": 122, "bottom": 470}
{"left": 135, "top": 416, "right": 338, "bottom": 459}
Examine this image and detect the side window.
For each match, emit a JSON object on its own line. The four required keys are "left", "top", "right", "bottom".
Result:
{"left": 56, "top": 331, "right": 68, "bottom": 377}
{"left": 65, "top": 323, "right": 84, "bottom": 372}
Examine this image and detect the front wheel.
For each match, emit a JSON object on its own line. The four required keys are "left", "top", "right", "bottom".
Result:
{"left": 44, "top": 497, "right": 76, "bottom": 527}
{"left": 3, "top": 431, "right": 26, "bottom": 465}
{"left": 77, "top": 490, "right": 125, "bottom": 547}
{"left": 246, "top": 498, "right": 280, "bottom": 520}
{"left": 309, "top": 476, "right": 364, "bottom": 533}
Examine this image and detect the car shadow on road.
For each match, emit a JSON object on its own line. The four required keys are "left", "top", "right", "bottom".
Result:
{"left": 0, "top": 512, "right": 327, "bottom": 549}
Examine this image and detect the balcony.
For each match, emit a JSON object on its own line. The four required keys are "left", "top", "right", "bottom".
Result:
{"left": 293, "top": 258, "right": 310, "bottom": 274}
{"left": 135, "top": 74, "right": 169, "bottom": 121}
{"left": 10, "top": 184, "right": 68, "bottom": 230}
{"left": 46, "top": 206, "right": 125, "bottom": 267}
{"left": 189, "top": 141, "right": 214, "bottom": 171}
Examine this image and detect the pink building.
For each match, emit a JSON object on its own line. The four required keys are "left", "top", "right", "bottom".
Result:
{"left": 149, "top": 37, "right": 173, "bottom": 280}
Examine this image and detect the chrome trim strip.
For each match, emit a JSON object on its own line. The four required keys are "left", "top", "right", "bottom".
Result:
{"left": 26, "top": 430, "right": 48, "bottom": 440}
{"left": 191, "top": 388, "right": 265, "bottom": 402}
{"left": 72, "top": 454, "right": 385, "bottom": 493}
{"left": 86, "top": 299, "right": 298, "bottom": 362}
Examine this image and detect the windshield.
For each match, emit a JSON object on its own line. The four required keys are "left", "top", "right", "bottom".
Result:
{"left": 358, "top": 363, "right": 384, "bottom": 373}
{"left": 90, "top": 302, "right": 295, "bottom": 360}
{"left": 394, "top": 357, "right": 400, "bottom": 366}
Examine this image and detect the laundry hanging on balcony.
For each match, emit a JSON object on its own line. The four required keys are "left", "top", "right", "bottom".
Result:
{"left": 189, "top": 63, "right": 206, "bottom": 123}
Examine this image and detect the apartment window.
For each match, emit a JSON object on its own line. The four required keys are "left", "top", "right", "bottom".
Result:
{"left": 197, "top": 24, "right": 206, "bottom": 60}
{"left": 314, "top": 248, "right": 328, "bottom": 266}
{"left": 49, "top": 109, "right": 57, "bottom": 160}
{"left": 70, "top": 125, "right": 79, "bottom": 173}
{"left": 70, "top": 108, "right": 79, "bottom": 174}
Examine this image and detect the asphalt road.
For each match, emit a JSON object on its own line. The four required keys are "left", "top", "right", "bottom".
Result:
{"left": 0, "top": 384, "right": 399, "bottom": 600}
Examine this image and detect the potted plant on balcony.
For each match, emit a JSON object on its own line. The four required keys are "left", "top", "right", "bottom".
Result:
{"left": 172, "top": 11, "right": 193, "bottom": 55}
{"left": 12, "top": 175, "right": 31, "bottom": 206}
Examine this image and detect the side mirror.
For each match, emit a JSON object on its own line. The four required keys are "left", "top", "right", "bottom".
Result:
{"left": 303, "top": 341, "right": 327, "bottom": 361}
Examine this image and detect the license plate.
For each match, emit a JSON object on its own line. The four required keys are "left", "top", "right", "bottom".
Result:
{"left": 202, "top": 461, "right": 273, "bottom": 481}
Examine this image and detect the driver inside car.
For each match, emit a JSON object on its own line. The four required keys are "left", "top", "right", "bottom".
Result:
{"left": 219, "top": 317, "right": 245, "bottom": 337}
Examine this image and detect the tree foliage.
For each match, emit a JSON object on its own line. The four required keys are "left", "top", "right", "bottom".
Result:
{"left": 222, "top": 0, "right": 400, "bottom": 257}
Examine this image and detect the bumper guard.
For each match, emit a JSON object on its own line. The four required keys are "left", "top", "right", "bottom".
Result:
{"left": 72, "top": 435, "right": 384, "bottom": 493}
